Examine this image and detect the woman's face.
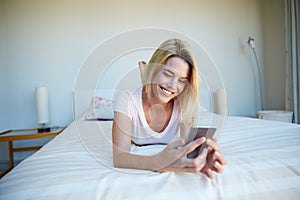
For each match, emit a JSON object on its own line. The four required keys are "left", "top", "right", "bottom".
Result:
{"left": 151, "top": 56, "right": 190, "bottom": 104}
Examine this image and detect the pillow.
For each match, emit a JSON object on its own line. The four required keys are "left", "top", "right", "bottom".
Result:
{"left": 83, "top": 97, "right": 114, "bottom": 120}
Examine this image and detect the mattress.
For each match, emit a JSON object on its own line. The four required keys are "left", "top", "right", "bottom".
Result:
{"left": 0, "top": 113, "right": 300, "bottom": 199}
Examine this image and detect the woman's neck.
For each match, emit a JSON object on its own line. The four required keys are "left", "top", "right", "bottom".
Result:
{"left": 142, "top": 87, "right": 174, "bottom": 133}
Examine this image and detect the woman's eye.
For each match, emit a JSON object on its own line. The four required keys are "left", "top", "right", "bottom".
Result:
{"left": 163, "top": 72, "right": 173, "bottom": 77}
{"left": 179, "top": 79, "right": 187, "bottom": 84}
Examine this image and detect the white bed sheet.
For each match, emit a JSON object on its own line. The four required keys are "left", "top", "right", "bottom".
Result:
{"left": 1, "top": 114, "right": 300, "bottom": 199}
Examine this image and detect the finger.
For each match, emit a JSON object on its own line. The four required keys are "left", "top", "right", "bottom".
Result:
{"left": 194, "top": 151, "right": 208, "bottom": 171}
{"left": 213, "top": 161, "right": 224, "bottom": 173}
{"left": 180, "top": 154, "right": 207, "bottom": 169}
{"left": 206, "top": 146, "right": 213, "bottom": 152}
{"left": 213, "top": 151, "right": 227, "bottom": 165}
{"left": 206, "top": 168, "right": 215, "bottom": 179}
{"left": 183, "top": 137, "right": 206, "bottom": 155}
{"left": 206, "top": 138, "right": 221, "bottom": 151}
{"left": 197, "top": 147, "right": 208, "bottom": 158}
{"left": 167, "top": 138, "right": 185, "bottom": 149}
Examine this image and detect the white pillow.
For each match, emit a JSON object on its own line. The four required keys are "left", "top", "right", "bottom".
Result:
{"left": 83, "top": 97, "right": 114, "bottom": 120}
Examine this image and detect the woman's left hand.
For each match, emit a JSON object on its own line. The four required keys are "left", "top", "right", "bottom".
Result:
{"left": 201, "top": 138, "right": 226, "bottom": 179}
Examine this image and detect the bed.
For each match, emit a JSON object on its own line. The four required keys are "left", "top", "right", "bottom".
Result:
{"left": 1, "top": 34, "right": 300, "bottom": 199}
{"left": 0, "top": 108, "right": 300, "bottom": 199}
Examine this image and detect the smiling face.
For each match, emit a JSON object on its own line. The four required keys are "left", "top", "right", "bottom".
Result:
{"left": 151, "top": 56, "right": 190, "bottom": 104}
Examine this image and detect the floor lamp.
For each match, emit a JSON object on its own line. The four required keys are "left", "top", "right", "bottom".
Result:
{"left": 247, "top": 36, "right": 264, "bottom": 111}
{"left": 247, "top": 37, "right": 293, "bottom": 122}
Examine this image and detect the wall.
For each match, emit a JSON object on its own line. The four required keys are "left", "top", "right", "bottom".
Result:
{"left": 0, "top": 0, "right": 8, "bottom": 131}
{"left": 262, "top": 0, "right": 286, "bottom": 110}
{"left": 0, "top": 0, "right": 284, "bottom": 162}
{"left": 0, "top": 0, "right": 9, "bottom": 163}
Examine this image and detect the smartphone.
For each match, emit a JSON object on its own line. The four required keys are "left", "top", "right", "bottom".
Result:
{"left": 186, "top": 126, "right": 216, "bottom": 159}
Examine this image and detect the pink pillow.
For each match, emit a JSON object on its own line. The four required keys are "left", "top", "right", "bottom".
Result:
{"left": 83, "top": 97, "right": 114, "bottom": 120}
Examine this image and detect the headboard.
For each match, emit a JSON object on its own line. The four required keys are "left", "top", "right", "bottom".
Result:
{"left": 72, "top": 85, "right": 227, "bottom": 120}
{"left": 73, "top": 65, "right": 143, "bottom": 120}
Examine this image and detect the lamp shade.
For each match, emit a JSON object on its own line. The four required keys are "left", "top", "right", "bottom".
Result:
{"left": 35, "top": 87, "right": 50, "bottom": 124}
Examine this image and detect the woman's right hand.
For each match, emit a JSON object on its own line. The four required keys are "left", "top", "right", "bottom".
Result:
{"left": 155, "top": 137, "right": 208, "bottom": 173}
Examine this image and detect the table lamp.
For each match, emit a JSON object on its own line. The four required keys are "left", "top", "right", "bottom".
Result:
{"left": 35, "top": 87, "right": 51, "bottom": 132}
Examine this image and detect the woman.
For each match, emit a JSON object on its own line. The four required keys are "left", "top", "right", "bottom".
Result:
{"left": 112, "top": 38, "right": 226, "bottom": 178}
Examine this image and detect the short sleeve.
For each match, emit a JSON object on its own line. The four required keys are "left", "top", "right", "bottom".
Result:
{"left": 112, "top": 90, "right": 133, "bottom": 119}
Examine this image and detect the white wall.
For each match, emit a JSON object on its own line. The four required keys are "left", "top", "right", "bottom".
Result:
{"left": 0, "top": 0, "right": 285, "bottom": 162}
{"left": 262, "top": 0, "right": 286, "bottom": 110}
{"left": 0, "top": 0, "right": 9, "bottom": 132}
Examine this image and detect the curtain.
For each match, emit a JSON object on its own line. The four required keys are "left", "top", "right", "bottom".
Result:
{"left": 285, "top": 0, "right": 300, "bottom": 124}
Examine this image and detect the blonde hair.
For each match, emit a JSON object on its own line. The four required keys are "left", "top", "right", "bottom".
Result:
{"left": 143, "top": 38, "right": 200, "bottom": 134}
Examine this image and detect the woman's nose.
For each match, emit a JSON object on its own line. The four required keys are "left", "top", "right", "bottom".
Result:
{"left": 167, "top": 78, "right": 177, "bottom": 89}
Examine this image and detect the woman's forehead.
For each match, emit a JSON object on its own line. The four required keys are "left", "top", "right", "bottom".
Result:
{"left": 162, "top": 57, "right": 189, "bottom": 77}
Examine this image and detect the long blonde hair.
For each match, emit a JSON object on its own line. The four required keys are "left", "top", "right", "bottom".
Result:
{"left": 143, "top": 38, "right": 200, "bottom": 135}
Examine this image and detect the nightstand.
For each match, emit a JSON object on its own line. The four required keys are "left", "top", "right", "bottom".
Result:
{"left": 257, "top": 110, "right": 294, "bottom": 123}
{"left": 0, "top": 127, "right": 65, "bottom": 178}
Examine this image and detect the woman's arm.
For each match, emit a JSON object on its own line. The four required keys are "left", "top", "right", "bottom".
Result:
{"left": 112, "top": 112, "right": 209, "bottom": 172}
{"left": 112, "top": 112, "right": 160, "bottom": 170}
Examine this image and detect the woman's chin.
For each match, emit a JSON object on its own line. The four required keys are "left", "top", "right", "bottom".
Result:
{"left": 157, "top": 94, "right": 173, "bottom": 104}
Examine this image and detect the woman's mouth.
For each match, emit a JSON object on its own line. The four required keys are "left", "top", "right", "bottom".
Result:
{"left": 160, "top": 86, "right": 174, "bottom": 96}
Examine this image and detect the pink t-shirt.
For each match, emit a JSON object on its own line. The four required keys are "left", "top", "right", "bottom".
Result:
{"left": 113, "top": 87, "right": 181, "bottom": 145}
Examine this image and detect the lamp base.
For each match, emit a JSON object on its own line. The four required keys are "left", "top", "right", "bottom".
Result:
{"left": 38, "top": 127, "right": 51, "bottom": 133}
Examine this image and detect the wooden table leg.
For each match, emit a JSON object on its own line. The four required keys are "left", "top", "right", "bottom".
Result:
{"left": 8, "top": 141, "right": 14, "bottom": 169}
{"left": 0, "top": 141, "right": 14, "bottom": 178}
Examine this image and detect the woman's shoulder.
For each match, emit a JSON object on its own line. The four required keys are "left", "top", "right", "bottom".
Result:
{"left": 114, "top": 87, "right": 141, "bottom": 99}
{"left": 112, "top": 87, "right": 142, "bottom": 117}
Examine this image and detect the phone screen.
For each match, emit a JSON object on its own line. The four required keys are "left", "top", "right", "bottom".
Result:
{"left": 186, "top": 126, "right": 216, "bottom": 159}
